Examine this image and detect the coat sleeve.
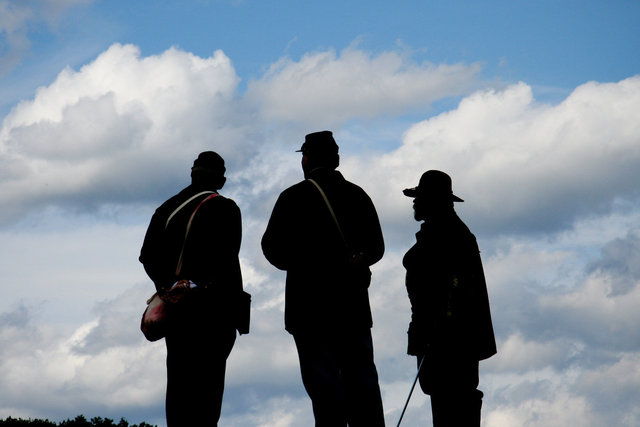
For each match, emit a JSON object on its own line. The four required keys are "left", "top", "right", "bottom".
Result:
{"left": 466, "top": 238, "right": 497, "bottom": 359}
{"left": 139, "top": 207, "right": 172, "bottom": 291}
{"left": 214, "top": 199, "right": 243, "bottom": 294}
{"left": 359, "top": 192, "right": 385, "bottom": 267}
{"left": 443, "top": 234, "right": 497, "bottom": 360}
{"left": 261, "top": 193, "right": 295, "bottom": 271}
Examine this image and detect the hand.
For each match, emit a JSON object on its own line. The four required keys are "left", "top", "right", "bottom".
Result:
{"left": 161, "top": 279, "right": 192, "bottom": 304}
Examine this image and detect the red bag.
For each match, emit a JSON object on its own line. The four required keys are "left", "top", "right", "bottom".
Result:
{"left": 140, "top": 293, "right": 168, "bottom": 342}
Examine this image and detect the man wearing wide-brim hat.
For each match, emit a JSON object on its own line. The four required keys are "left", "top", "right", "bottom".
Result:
{"left": 402, "top": 170, "right": 497, "bottom": 426}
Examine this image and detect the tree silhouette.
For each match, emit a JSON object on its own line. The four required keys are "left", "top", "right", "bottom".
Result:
{"left": 0, "top": 416, "right": 155, "bottom": 427}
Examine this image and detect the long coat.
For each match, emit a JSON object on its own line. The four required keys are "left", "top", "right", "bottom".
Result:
{"left": 262, "top": 168, "right": 385, "bottom": 334}
{"left": 139, "top": 184, "right": 244, "bottom": 328}
{"left": 403, "top": 213, "right": 496, "bottom": 361}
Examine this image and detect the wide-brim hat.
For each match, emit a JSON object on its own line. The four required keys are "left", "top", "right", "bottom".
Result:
{"left": 403, "top": 170, "right": 464, "bottom": 202}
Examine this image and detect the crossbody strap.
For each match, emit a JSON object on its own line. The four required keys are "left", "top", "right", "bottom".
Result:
{"left": 175, "top": 192, "right": 219, "bottom": 276}
{"left": 166, "top": 191, "right": 215, "bottom": 229}
{"left": 307, "top": 178, "right": 348, "bottom": 247}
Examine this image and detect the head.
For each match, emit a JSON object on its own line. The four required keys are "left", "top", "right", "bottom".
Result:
{"left": 297, "top": 131, "right": 340, "bottom": 178}
{"left": 190, "top": 151, "right": 226, "bottom": 190}
{"left": 403, "top": 170, "right": 464, "bottom": 221}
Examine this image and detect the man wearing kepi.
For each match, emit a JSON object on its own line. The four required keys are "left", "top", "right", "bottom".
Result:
{"left": 402, "top": 170, "right": 496, "bottom": 426}
{"left": 139, "top": 151, "right": 248, "bottom": 426}
{"left": 262, "top": 131, "right": 386, "bottom": 426}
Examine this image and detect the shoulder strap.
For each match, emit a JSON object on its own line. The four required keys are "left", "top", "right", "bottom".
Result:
{"left": 307, "top": 178, "right": 347, "bottom": 247}
{"left": 166, "top": 191, "right": 215, "bottom": 229}
{"left": 175, "top": 192, "right": 219, "bottom": 276}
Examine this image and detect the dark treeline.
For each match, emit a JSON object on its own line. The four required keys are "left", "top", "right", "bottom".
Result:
{"left": 0, "top": 416, "right": 155, "bottom": 427}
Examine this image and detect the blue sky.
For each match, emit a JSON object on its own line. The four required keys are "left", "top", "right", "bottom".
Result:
{"left": 1, "top": 1, "right": 640, "bottom": 426}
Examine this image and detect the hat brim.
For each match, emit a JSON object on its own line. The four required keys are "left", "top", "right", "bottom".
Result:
{"left": 403, "top": 187, "right": 419, "bottom": 197}
{"left": 402, "top": 187, "right": 464, "bottom": 202}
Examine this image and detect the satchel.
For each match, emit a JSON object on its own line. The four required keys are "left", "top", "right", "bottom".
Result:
{"left": 140, "top": 193, "right": 218, "bottom": 342}
{"left": 140, "top": 292, "right": 168, "bottom": 342}
{"left": 140, "top": 279, "right": 194, "bottom": 341}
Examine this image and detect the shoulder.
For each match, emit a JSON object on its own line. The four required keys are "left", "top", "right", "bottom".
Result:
{"left": 452, "top": 216, "right": 480, "bottom": 253}
{"left": 153, "top": 187, "right": 190, "bottom": 218}
{"left": 213, "top": 193, "right": 238, "bottom": 205}
{"left": 345, "top": 180, "right": 372, "bottom": 199}
{"left": 157, "top": 185, "right": 202, "bottom": 209}
{"left": 277, "top": 180, "right": 313, "bottom": 200}
{"left": 333, "top": 171, "right": 372, "bottom": 197}
{"left": 204, "top": 193, "right": 240, "bottom": 214}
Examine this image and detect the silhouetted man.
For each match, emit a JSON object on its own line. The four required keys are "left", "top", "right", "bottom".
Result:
{"left": 262, "top": 131, "right": 386, "bottom": 426}
{"left": 140, "top": 151, "right": 247, "bottom": 426}
{"left": 403, "top": 170, "right": 496, "bottom": 426}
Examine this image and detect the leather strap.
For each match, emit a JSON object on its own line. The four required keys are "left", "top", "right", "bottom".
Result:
{"left": 175, "top": 192, "right": 219, "bottom": 275}
{"left": 307, "top": 178, "right": 347, "bottom": 247}
{"left": 165, "top": 191, "right": 215, "bottom": 229}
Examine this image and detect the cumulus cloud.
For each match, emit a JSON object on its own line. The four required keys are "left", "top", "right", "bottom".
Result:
{"left": 483, "top": 219, "right": 640, "bottom": 349}
{"left": 0, "top": 43, "right": 485, "bottom": 227}
{"left": 350, "top": 77, "right": 640, "bottom": 238}
{"left": 539, "top": 271, "right": 640, "bottom": 352}
{"left": 0, "top": 300, "right": 165, "bottom": 423}
{"left": 486, "top": 392, "right": 600, "bottom": 427}
{"left": 0, "top": 43, "right": 246, "bottom": 223}
{"left": 474, "top": 223, "right": 640, "bottom": 425}
{"left": 246, "top": 46, "right": 481, "bottom": 126}
{"left": 3, "top": 40, "right": 640, "bottom": 426}
{"left": 8, "top": 43, "right": 638, "bottom": 239}
{"left": 587, "top": 231, "right": 640, "bottom": 295}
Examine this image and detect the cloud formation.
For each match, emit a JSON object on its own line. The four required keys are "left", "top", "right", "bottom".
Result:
{"left": 357, "top": 78, "right": 640, "bottom": 237}
{"left": 0, "top": 43, "right": 484, "bottom": 226}
{"left": 1, "top": 42, "right": 640, "bottom": 426}
{"left": 246, "top": 47, "right": 481, "bottom": 125}
{"left": 1, "top": 43, "right": 243, "bottom": 222}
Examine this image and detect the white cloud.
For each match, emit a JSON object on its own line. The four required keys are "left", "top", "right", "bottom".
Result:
{"left": 587, "top": 230, "right": 640, "bottom": 294}
{"left": 0, "top": 217, "right": 149, "bottom": 325}
{"left": 2, "top": 41, "right": 640, "bottom": 426}
{"left": 485, "top": 392, "right": 600, "bottom": 427}
{"left": 0, "top": 300, "right": 165, "bottom": 422}
{"left": 490, "top": 333, "right": 575, "bottom": 373}
{"left": 352, "top": 77, "right": 640, "bottom": 236}
{"left": 220, "top": 395, "right": 314, "bottom": 427}
{"left": 0, "top": 43, "right": 246, "bottom": 223}
{"left": 246, "top": 46, "right": 481, "bottom": 126}
{"left": 0, "top": 43, "right": 481, "bottom": 226}
{"left": 538, "top": 270, "right": 640, "bottom": 351}
{"left": 576, "top": 353, "right": 640, "bottom": 423}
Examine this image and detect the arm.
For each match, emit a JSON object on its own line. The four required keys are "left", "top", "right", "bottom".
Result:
{"left": 139, "top": 208, "right": 173, "bottom": 291}
{"left": 347, "top": 190, "right": 384, "bottom": 268}
{"left": 215, "top": 199, "right": 243, "bottom": 293}
{"left": 360, "top": 193, "right": 385, "bottom": 267}
{"left": 261, "top": 193, "right": 295, "bottom": 271}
